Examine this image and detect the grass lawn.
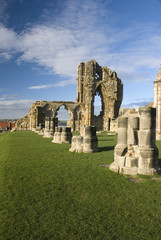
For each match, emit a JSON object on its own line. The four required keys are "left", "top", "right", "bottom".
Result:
{"left": 1, "top": 131, "right": 161, "bottom": 240}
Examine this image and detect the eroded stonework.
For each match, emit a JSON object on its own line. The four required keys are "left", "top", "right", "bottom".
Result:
{"left": 76, "top": 60, "right": 123, "bottom": 131}
{"left": 154, "top": 66, "right": 161, "bottom": 140}
{"left": 16, "top": 60, "right": 123, "bottom": 132}
{"left": 110, "top": 107, "right": 159, "bottom": 175}
{"left": 69, "top": 126, "right": 98, "bottom": 153}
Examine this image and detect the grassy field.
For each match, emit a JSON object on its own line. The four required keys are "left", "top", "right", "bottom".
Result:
{"left": 1, "top": 131, "right": 161, "bottom": 240}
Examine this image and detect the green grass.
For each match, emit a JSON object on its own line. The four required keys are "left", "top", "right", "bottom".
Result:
{"left": 1, "top": 131, "right": 161, "bottom": 240}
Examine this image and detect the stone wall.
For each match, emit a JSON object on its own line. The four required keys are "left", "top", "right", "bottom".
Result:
{"left": 76, "top": 59, "right": 123, "bottom": 131}
{"left": 154, "top": 66, "right": 161, "bottom": 140}
{"left": 15, "top": 60, "right": 123, "bottom": 133}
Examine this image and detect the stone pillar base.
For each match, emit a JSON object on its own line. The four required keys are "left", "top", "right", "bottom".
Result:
{"left": 43, "top": 131, "right": 53, "bottom": 138}
{"left": 156, "top": 133, "right": 161, "bottom": 140}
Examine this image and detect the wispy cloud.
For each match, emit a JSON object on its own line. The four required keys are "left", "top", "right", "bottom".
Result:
{"left": 0, "top": 94, "right": 20, "bottom": 100}
{"left": 121, "top": 97, "right": 154, "bottom": 108}
{"left": 28, "top": 79, "right": 76, "bottom": 89}
{"left": 0, "top": 99, "right": 35, "bottom": 118}
{"left": 0, "top": 0, "right": 161, "bottom": 87}
{"left": 0, "top": 0, "right": 10, "bottom": 23}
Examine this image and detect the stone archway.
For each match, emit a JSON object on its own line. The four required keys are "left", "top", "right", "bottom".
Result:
{"left": 16, "top": 60, "right": 123, "bottom": 133}
{"left": 54, "top": 104, "right": 71, "bottom": 127}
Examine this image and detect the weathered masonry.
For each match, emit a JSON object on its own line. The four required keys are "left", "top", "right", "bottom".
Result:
{"left": 76, "top": 60, "right": 123, "bottom": 131}
{"left": 110, "top": 107, "right": 159, "bottom": 175}
{"left": 154, "top": 66, "right": 161, "bottom": 140}
{"left": 16, "top": 60, "right": 123, "bottom": 132}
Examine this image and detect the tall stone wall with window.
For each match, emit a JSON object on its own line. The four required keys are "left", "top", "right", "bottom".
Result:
{"left": 76, "top": 60, "right": 123, "bottom": 131}
{"left": 154, "top": 66, "right": 161, "bottom": 140}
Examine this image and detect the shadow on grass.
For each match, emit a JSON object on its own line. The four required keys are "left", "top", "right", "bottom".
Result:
{"left": 98, "top": 146, "right": 114, "bottom": 152}
{"left": 158, "top": 158, "right": 161, "bottom": 168}
{"left": 98, "top": 139, "right": 111, "bottom": 142}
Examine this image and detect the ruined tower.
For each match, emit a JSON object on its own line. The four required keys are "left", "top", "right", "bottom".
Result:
{"left": 76, "top": 60, "right": 123, "bottom": 131}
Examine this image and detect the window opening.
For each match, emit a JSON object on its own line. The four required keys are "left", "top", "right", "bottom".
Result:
{"left": 94, "top": 92, "right": 102, "bottom": 116}
{"left": 57, "top": 105, "right": 70, "bottom": 126}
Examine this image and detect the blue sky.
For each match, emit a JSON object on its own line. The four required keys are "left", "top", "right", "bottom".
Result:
{"left": 0, "top": 0, "right": 161, "bottom": 119}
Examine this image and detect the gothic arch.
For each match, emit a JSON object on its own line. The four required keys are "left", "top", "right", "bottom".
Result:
{"left": 54, "top": 103, "right": 71, "bottom": 119}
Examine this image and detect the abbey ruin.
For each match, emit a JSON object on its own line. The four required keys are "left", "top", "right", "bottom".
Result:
{"left": 16, "top": 60, "right": 123, "bottom": 132}
{"left": 15, "top": 61, "right": 161, "bottom": 176}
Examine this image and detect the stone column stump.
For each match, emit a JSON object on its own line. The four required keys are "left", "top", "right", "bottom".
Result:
{"left": 69, "top": 136, "right": 77, "bottom": 152}
{"left": 43, "top": 117, "right": 55, "bottom": 138}
{"left": 110, "top": 107, "right": 159, "bottom": 175}
{"left": 61, "top": 127, "right": 72, "bottom": 143}
{"left": 83, "top": 126, "right": 98, "bottom": 153}
{"left": 52, "top": 127, "right": 62, "bottom": 143}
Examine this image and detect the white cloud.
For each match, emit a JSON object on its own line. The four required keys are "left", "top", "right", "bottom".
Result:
{"left": 0, "top": 99, "right": 35, "bottom": 119}
{"left": 0, "top": 24, "right": 18, "bottom": 48}
{"left": 28, "top": 79, "right": 76, "bottom": 89}
{"left": 0, "top": 0, "right": 161, "bottom": 87}
{"left": 121, "top": 97, "right": 154, "bottom": 108}
{"left": 0, "top": 24, "right": 19, "bottom": 61}
{"left": 0, "top": 94, "right": 20, "bottom": 100}
{"left": 0, "top": 0, "right": 9, "bottom": 22}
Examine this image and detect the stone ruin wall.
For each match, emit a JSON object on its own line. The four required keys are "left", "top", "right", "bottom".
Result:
{"left": 16, "top": 100, "right": 80, "bottom": 132}
{"left": 15, "top": 62, "right": 161, "bottom": 176}
{"left": 76, "top": 60, "right": 123, "bottom": 131}
{"left": 15, "top": 62, "right": 161, "bottom": 141}
{"left": 16, "top": 60, "right": 123, "bottom": 133}
{"left": 154, "top": 66, "right": 161, "bottom": 140}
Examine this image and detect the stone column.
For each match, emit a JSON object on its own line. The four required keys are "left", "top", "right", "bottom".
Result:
{"left": 48, "top": 117, "right": 54, "bottom": 137}
{"left": 138, "top": 107, "right": 158, "bottom": 175}
{"left": 138, "top": 107, "right": 154, "bottom": 147}
{"left": 43, "top": 117, "right": 50, "bottom": 138}
{"left": 76, "top": 136, "right": 83, "bottom": 153}
{"left": 52, "top": 127, "right": 58, "bottom": 143}
{"left": 127, "top": 117, "right": 139, "bottom": 145}
{"left": 117, "top": 117, "right": 128, "bottom": 148}
{"left": 110, "top": 117, "right": 128, "bottom": 173}
{"left": 69, "top": 136, "right": 77, "bottom": 152}
{"left": 52, "top": 127, "right": 62, "bottom": 143}
{"left": 61, "top": 127, "right": 72, "bottom": 143}
{"left": 83, "top": 126, "right": 98, "bottom": 153}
